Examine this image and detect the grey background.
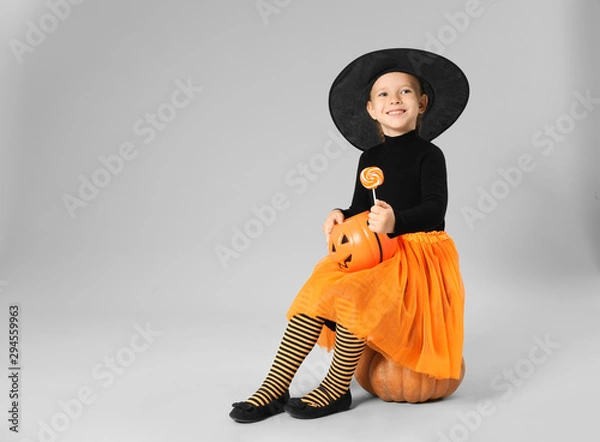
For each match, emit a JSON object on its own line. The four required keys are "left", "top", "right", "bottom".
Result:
{"left": 0, "top": 1, "right": 598, "bottom": 441}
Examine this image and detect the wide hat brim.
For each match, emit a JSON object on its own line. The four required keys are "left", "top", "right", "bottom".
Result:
{"left": 328, "top": 48, "right": 470, "bottom": 150}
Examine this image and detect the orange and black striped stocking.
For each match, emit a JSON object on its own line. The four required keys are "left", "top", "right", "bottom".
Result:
{"left": 301, "top": 324, "right": 366, "bottom": 407}
{"left": 246, "top": 314, "right": 324, "bottom": 407}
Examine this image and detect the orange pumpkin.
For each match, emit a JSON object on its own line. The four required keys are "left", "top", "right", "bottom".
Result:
{"left": 328, "top": 211, "right": 398, "bottom": 272}
{"left": 355, "top": 347, "right": 466, "bottom": 403}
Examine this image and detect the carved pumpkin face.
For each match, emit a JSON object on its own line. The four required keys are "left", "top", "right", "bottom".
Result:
{"left": 328, "top": 211, "right": 398, "bottom": 272}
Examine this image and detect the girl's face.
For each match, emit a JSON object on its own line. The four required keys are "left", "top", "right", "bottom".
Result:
{"left": 366, "top": 72, "right": 428, "bottom": 137}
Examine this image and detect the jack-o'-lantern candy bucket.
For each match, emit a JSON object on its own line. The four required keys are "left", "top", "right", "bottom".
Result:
{"left": 328, "top": 211, "right": 398, "bottom": 272}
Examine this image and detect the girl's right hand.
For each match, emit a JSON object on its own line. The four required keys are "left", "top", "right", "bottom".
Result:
{"left": 323, "top": 209, "right": 345, "bottom": 243}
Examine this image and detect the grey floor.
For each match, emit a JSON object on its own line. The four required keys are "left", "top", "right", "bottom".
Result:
{"left": 217, "top": 276, "right": 599, "bottom": 442}
{"left": 3, "top": 274, "right": 596, "bottom": 442}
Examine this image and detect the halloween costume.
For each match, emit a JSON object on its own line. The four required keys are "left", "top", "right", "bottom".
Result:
{"left": 230, "top": 48, "right": 469, "bottom": 423}
{"left": 287, "top": 130, "right": 464, "bottom": 380}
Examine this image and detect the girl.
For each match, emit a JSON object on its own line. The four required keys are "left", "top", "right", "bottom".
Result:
{"left": 229, "top": 48, "right": 470, "bottom": 422}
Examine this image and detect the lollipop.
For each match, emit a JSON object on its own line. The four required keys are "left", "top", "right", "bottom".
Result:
{"left": 360, "top": 167, "right": 384, "bottom": 203}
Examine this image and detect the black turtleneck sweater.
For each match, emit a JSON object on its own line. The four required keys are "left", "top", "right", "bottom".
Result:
{"left": 340, "top": 130, "right": 448, "bottom": 237}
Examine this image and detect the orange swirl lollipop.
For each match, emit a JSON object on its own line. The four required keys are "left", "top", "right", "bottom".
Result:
{"left": 360, "top": 167, "right": 384, "bottom": 203}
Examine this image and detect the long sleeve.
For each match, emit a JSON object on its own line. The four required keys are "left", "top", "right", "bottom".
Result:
{"left": 393, "top": 147, "right": 448, "bottom": 235}
{"left": 336, "top": 130, "right": 448, "bottom": 236}
{"left": 340, "top": 153, "right": 372, "bottom": 219}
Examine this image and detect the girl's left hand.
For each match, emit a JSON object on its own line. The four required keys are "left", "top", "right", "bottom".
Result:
{"left": 368, "top": 200, "right": 395, "bottom": 234}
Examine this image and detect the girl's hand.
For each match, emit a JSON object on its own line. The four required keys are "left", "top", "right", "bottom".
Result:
{"left": 368, "top": 200, "right": 395, "bottom": 234}
{"left": 323, "top": 209, "right": 345, "bottom": 243}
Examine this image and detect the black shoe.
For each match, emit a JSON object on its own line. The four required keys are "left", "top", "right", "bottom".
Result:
{"left": 229, "top": 391, "right": 290, "bottom": 423}
{"left": 284, "top": 388, "right": 352, "bottom": 419}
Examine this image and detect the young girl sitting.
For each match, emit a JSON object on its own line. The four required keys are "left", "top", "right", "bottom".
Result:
{"left": 229, "top": 48, "right": 470, "bottom": 422}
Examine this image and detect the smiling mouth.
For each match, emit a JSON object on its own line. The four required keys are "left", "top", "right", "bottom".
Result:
{"left": 387, "top": 110, "right": 406, "bottom": 115}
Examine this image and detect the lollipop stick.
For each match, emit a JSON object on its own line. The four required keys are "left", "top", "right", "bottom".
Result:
{"left": 372, "top": 188, "right": 377, "bottom": 205}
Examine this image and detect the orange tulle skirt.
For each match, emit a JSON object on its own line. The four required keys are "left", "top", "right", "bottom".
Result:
{"left": 286, "top": 231, "right": 465, "bottom": 380}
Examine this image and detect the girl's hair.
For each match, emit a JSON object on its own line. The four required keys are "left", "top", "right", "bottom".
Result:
{"left": 414, "top": 76, "right": 426, "bottom": 135}
{"left": 369, "top": 73, "right": 427, "bottom": 143}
